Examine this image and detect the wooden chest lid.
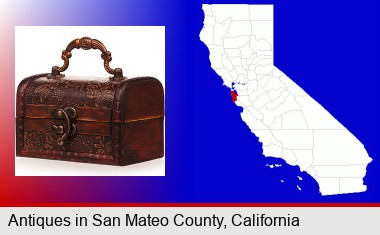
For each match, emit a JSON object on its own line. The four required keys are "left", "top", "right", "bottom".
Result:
{"left": 16, "top": 74, "right": 164, "bottom": 124}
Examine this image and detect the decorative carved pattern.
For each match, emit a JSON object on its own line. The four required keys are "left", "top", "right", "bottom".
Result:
{"left": 33, "top": 82, "right": 60, "bottom": 102}
{"left": 94, "top": 136, "right": 112, "bottom": 155}
{"left": 23, "top": 130, "right": 113, "bottom": 155}
{"left": 25, "top": 78, "right": 116, "bottom": 109}
{"left": 24, "top": 131, "right": 54, "bottom": 150}
{"left": 79, "top": 37, "right": 92, "bottom": 50}
{"left": 85, "top": 84, "right": 114, "bottom": 108}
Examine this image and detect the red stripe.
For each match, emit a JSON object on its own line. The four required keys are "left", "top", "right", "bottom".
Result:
{"left": 1, "top": 203, "right": 380, "bottom": 207}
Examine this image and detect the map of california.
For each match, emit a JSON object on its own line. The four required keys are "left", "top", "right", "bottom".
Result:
{"left": 200, "top": 4, "right": 372, "bottom": 195}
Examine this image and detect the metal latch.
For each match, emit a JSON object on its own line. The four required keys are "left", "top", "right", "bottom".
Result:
{"left": 51, "top": 107, "right": 77, "bottom": 145}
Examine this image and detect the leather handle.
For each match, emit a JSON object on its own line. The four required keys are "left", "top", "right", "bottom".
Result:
{"left": 48, "top": 37, "right": 124, "bottom": 81}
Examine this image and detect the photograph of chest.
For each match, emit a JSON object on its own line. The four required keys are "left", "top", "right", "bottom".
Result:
{"left": 16, "top": 37, "right": 164, "bottom": 166}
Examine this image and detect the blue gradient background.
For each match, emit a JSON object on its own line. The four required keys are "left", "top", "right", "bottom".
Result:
{"left": 0, "top": 0, "right": 378, "bottom": 204}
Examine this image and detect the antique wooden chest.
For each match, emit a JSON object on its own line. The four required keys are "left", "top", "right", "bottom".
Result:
{"left": 16, "top": 37, "right": 164, "bottom": 166}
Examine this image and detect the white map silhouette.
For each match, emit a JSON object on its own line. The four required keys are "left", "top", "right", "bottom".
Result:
{"left": 200, "top": 4, "right": 372, "bottom": 195}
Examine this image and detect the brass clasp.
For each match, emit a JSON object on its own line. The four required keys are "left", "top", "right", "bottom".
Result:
{"left": 51, "top": 107, "right": 77, "bottom": 145}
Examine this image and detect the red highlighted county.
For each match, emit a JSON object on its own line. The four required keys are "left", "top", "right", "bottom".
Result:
{"left": 200, "top": 4, "right": 372, "bottom": 195}
{"left": 231, "top": 90, "right": 238, "bottom": 102}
